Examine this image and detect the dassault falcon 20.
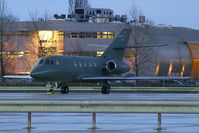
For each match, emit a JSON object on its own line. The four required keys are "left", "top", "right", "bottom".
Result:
{"left": 27, "top": 28, "right": 190, "bottom": 94}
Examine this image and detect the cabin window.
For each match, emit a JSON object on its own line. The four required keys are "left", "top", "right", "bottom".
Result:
{"left": 83, "top": 62, "right": 87, "bottom": 67}
{"left": 73, "top": 62, "right": 77, "bottom": 67}
{"left": 79, "top": 62, "right": 82, "bottom": 67}
{"left": 88, "top": 62, "right": 92, "bottom": 67}
{"left": 93, "top": 62, "right": 97, "bottom": 67}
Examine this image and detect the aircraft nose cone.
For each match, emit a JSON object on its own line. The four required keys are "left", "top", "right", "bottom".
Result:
{"left": 30, "top": 70, "right": 38, "bottom": 79}
{"left": 30, "top": 68, "right": 49, "bottom": 81}
{"left": 30, "top": 67, "right": 41, "bottom": 79}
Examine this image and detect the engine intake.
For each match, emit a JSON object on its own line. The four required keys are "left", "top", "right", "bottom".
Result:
{"left": 106, "top": 60, "right": 117, "bottom": 72}
{"left": 105, "top": 60, "right": 130, "bottom": 74}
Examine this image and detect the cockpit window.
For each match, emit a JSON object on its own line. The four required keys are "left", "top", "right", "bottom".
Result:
{"left": 39, "top": 59, "right": 44, "bottom": 64}
{"left": 50, "top": 60, "right": 54, "bottom": 65}
{"left": 37, "top": 59, "right": 59, "bottom": 65}
{"left": 45, "top": 60, "right": 50, "bottom": 64}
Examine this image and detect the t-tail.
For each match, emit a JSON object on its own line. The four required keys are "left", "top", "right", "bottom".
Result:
{"left": 101, "top": 28, "right": 132, "bottom": 60}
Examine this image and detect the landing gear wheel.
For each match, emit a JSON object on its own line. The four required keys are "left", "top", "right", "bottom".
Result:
{"left": 101, "top": 84, "right": 110, "bottom": 94}
{"left": 61, "top": 86, "right": 69, "bottom": 94}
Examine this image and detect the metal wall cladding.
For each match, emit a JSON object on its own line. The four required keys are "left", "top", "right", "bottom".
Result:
{"left": 148, "top": 27, "right": 193, "bottom": 77}
{"left": 156, "top": 43, "right": 192, "bottom": 76}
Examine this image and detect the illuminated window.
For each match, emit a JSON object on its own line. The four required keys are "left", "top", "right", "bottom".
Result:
{"left": 97, "top": 32, "right": 101, "bottom": 39}
{"left": 59, "top": 32, "right": 64, "bottom": 39}
{"left": 38, "top": 31, "right": 53, "bottom": 40}
{"left": 2, "top": 51, "right": 30, "bottom": 58}
{"left": 68, "top": 32, "right": 114, "bottom": 39}
{"left": 97, "top": 51, "right": 104, "bottom": 57}
{"left": 108, "top": 32, "right": 114, "bottom": 39}
{"left": 102, "top": 32, "right": 108, "bottom": 38}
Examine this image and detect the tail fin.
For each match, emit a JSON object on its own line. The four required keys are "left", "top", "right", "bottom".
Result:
{"left": 101, "top": 28, "right": 132, "bottom": 60}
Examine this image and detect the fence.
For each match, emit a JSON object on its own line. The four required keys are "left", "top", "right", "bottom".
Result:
{"left": 0, "top": 100, "right": 199, "bottom": 130}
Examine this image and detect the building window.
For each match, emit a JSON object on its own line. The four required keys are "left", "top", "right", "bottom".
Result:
{"left": 2, "top": 51, "right": 30, "bottom": 58}
{"left": 97, "top": 51, "right": 104, "bottom": 57}
{"left": 38, "top": 31, "right": 53, "bottom": 40}
{"left": 59, "top": 32, "right": 64, "bottom": 39}
{"left": 66, "top": 32, "right": 114, "bottom": 39}
{"left": 71, "top": 32, "right": 78, "bottom": 38}
{"left": 16, "top": 31, "right": 30, "bottom": 38}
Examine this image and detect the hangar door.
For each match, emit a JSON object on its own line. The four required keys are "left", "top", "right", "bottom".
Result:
{"left": 187, "top": 43, "right": 199, "bottom": 79}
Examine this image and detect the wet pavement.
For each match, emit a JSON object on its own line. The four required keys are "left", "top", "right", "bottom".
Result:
{"left": 0, "top": 92, "right": 199, "bottom": 101}
{"left": 0, "top": 93, "right": 199, "bottom": 133}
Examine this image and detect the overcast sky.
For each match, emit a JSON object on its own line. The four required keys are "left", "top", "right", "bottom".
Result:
{"left": 5, "top": 0, "right": 199, "bottom": 29}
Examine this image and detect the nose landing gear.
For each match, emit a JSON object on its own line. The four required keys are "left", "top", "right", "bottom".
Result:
{"left": 46, "top": 82, "right": 55, "bottom": 94}
{"left": 46, "top": 82, "right": 69, "bottom": 94}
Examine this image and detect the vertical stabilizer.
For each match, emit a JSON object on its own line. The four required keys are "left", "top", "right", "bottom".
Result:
{"left": 101, "top": 28, "right": 132, "bottom": 60}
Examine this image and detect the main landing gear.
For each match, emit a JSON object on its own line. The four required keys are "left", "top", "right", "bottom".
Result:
{"left": 101, "top": 83, "right": 111, "bottom": 94}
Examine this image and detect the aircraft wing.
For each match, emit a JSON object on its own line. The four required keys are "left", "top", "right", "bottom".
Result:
{"left": 81, "top": 76, "right": 191, "bottom": 80}
{"left": 3, "top": 75, "right": 32, "bottom": 79}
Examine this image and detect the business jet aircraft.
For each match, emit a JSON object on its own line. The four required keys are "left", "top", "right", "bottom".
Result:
{"left": 27, "top": 28, "right": 190, "bottom": 94}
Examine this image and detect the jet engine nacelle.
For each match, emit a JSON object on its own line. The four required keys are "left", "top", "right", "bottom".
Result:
{"left": 105, "top": 60, "right": 130, "bottom": 74}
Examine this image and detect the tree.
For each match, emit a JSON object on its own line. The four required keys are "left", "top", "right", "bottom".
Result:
{"left": 68, "top": 0, "right": 90, "bottom": 14}
{"left": 22, "top": 11, "right": 54, "bottom": 73}
{"left": 26, "top": 11, "right": 52, "bottom": 58}
{"left": 0, "top": 0, "right": 17, "bottom": 79}
{"left": 68, "top": 0, "right": 76, "bottom": 14}
{"left": 127, "top": 6, "right": 157, "bottom": 77}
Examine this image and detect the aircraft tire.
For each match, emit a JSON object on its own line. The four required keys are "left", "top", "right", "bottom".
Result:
{"left": 101, "top": 84, "right": 110, "bottom": 94}
{"left": 61, "top": 86, "right": 69, "bottom": 94}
